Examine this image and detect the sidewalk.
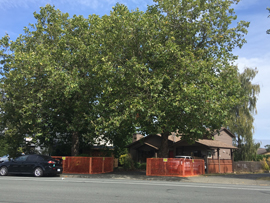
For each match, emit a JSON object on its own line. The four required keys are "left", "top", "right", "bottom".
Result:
{"left": 59, "top": 170, "right": 270, "bottom": 186}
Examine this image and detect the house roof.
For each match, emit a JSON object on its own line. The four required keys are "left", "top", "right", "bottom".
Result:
{"left": 135, "top": 142, "right": 159, "bottom": 151}
{"left": 126, "top": 133, "right": 177, "bottom": 148}
{"left": 257, "top": 148, "right": 267, "bottom": 155}
{"left": 214, "top": 127, "right": 235, "bottom": 138}
{"left": 174, "top": 139, "right": 237, "bottom": 149}
{"left": 127, "top": 128, "right": 235, "bottom": 149}
{"left": 196, "top": 139, "right": 238, "bottom": 149}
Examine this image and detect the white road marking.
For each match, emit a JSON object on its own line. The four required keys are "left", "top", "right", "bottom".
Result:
{"left": 1, "top": 176, "right": 270, "bottom": 191}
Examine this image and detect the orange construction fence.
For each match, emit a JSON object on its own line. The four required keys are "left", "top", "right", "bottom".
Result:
{"left": 146, "top": 158, "right": 205, "bottom": 177}
{"left": 52, "top": 156, "right": 114, "bottom": 174}
{"left": 207, "top": 159, "right": 233, "bottom": 174}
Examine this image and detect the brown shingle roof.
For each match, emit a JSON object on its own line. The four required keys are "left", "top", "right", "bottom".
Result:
{"left": 196, "top": 139, "right": 237, "bottom": 149}
{"left": 257, "top": 148, "right": 267, "bottom": 155}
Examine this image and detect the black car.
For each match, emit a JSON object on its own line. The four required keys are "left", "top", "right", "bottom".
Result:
{"left": 0, "top": 154, "right": 63, "bottom": 177}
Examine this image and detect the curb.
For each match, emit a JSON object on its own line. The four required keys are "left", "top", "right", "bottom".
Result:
{"left": 59, "top": 173, "right": 270, "bottom": 186}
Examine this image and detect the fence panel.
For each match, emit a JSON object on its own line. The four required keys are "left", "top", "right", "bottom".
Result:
{"left": 52, "top": 156, "right": 113, "bottom": 174}
{"left": 233, "top": 161, "right": 263, "bottom": 173}
{"left": 91, "top": 157, "right": 103, "bottom": 174}
{"left": 104, "top": 157, "right": 114, "bottom": 173}
{"left": 147, "top": 158, "right": 204, "bottom": 177}
{"left": 207, "top": 159, "right": 233, "bottom": 174}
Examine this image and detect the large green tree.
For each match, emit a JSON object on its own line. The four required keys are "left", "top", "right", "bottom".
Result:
{"left": 95, "top": 0, "right": 249, "bottom": 157}
{"left": 0, "top": 5, "right": 106, "bottom": 156}
{"left": 1, "top": 0, "right": 250, "bottom": 158}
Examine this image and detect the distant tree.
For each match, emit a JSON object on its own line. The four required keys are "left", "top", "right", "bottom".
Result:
{"left": 265, "top": 145, "right": 270, "bottom": 152}
{"left": 227, "top": 68, "right": 260, "bottom": 161}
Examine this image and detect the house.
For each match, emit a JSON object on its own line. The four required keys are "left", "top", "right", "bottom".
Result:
{"left": 173, "top": 128, "right": 237, "bottom": 160}
{"left": 257, "top": 148, "right": 270, "bottom": 155}
{"left": 127, "top": 132, "right": 181, "bottom": 163}
{"left": 127, "top": 128, "right": 237, "bottom": 173}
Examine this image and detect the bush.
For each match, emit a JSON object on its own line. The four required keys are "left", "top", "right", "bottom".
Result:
{"left": 119, "top": 154, "right": 134, "bottom": 170}
{"left": 261, "top": 158, "right": 270, "bottom": 171}
{"left": 134, "top": 162, "right": 140, "bottom": 169}
{"left": 134, "top": 162, "right": 146, "bottom": 170}
{"left": 140, "top": 163, "right": 146, "bottom": 170}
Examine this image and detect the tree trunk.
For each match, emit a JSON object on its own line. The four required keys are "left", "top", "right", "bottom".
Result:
{"left": 237, "top": 135, "right": 241, "bottom": 148}
{"left": 71, "top": 132, "right": 79, "bottom": 156}
{"left": 158, "top": 131, "right": 170, "bottom": 158}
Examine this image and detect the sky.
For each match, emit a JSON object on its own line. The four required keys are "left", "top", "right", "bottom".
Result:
{"left": 0, "top": 0, "right": 269, "bottom": 147}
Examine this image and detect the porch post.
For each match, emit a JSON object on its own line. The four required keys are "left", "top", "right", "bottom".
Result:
{"left": 206, "top": 154, "right": 208, "bottom": 174}
{"left": 218, "top": 148, "right": 220, "bottom": 173}
{"left": 231, "top": 148, "right": 234, "bottom": 173}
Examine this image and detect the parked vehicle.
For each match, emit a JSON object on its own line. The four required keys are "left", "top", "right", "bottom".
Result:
{"left": 0, "top": 155, "right": 10, "bottom": 163}
{"left": 175, "top": 155, "right": 206, "bottom": 170}
{"left": 175, "top": 155, "right": 193, "bottom": 159}
{"left": 0, "top": 154, "right": 63, "bottom": 177}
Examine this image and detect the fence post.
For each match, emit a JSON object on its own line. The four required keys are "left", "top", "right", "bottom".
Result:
{"left": 191, "top": 160, "right": 194, "bottom": 176}
{"left": 164, "top": 160, "right": 167, "bottom": 176}
{"left": 183, "top": 159, "right": 185, "bottom": 177}
{"left": 89, "top": 157, "right": 92, "bottom": 174}
{"left": 112, "top": 158, "right": 114, "bottom": 172}
{"left": 231, "top": 149, "right": 234, "bottom": 173}
{"left": 102, "top": 157, "right": 105, "bottom": 173}
{"left": 68, "top": 157, "right": 70, "bottom": 171}
{"left": 218, "top": 148, "right": 220, "bottom": 173}
{"left": 202, "top": 160, "right": 205, "bottom": 175}
{"left": 61, "top": 157, "right": 65, "bottom": 173}
{"left": 147, "top": 158, "right": 151, "bottom": 176}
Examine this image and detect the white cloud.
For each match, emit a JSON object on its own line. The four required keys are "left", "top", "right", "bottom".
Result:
{"left": 236, "top": 54, "right": 270, "bottom": 110}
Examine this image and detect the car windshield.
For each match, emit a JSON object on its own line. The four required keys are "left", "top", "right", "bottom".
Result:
{"left": 14, "top": 155, "right": 28, "bottom": 162}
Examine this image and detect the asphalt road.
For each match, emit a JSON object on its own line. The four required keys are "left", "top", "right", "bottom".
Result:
{"left": 0, "top": 176, "right": 270, "bottom": 203}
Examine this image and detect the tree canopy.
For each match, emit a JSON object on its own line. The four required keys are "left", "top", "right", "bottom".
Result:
{"left": 0, "top": 0, "right": 250, "bottom": 157}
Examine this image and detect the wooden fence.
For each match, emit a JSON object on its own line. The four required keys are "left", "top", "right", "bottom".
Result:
{"left": 207, "top": 159, "right": 233, "bottom": 174}
{"left": 146, "top": 158, "right": 205, "bottom": 177}
{"left": 52, "top": 156, "right": 114, "bottom": 174}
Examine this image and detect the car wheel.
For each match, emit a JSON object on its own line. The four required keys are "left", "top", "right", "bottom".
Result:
{"left": 0, "top": 166, "right": 8, "bottom": 176}
{"left": 34, "top": 167, "right": 43, "bottom": 177}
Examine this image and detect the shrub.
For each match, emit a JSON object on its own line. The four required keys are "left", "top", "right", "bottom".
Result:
{"left": 140, "top": 163, "right": 146, "bottom": 170}
{"left": 134, "top": 162, "right": 141, "bottom": 169}
{"left": 261, "top": 158, "right": 270, "bottom": 171}
{"left": 119, "top": 154, "right": 134, "bottom": 170}
{"left": 134, "top": 162, "right": 147, "bottom": 170}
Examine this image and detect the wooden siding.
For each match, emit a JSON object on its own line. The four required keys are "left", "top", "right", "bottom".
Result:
{"left": 212, "top": 130, "right": 233, "bottom": 159}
